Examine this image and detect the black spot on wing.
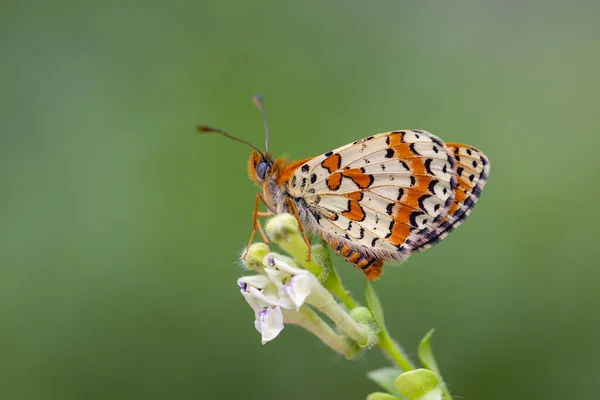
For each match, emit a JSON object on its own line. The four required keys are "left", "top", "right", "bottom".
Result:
{"left": 429, "top": 135, "right": 444, "bottom": 147}
{"left": 325, "top": 151, "right": 333, "bottom": 157}
{"left": 386, "top": 203, "right": 394, "bottom": 215}
{"left": 409, "top": 143, "right": 420, "bottom": 155}
{"left": 418, "top": 195, "right": 431, "bottom": 212}
{"left": 397, "top": 188, "right": 404, "bottom": 200}
{"left": 409, "top": 211, "right": 424, "bottom": 228}
{"left": 385, "top": 220, "right": 394, "bottom": 238}
{"left": 428, "top": 179, "right": 439, "bottom": 194}
{"left": 424, "top": 159, "right": 434, "bottom": 174}
{"left": 301, "top": 164, "right": 309, "bottom": 173}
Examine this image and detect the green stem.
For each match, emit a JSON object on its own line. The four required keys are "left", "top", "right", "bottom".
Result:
{"left": 377, "top": 331, "right": 414, "bottom": 372}
{"left": 311, "top": 238, "right": 357, "bottom": 309}
{"left": 322, "top": 268, "right": 357, "bottom": 309}
{"left": 282, "top": 307, "right": 357, "bottom": 359}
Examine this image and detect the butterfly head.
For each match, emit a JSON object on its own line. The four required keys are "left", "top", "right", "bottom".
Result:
{"left": 197, "top": 94, "right": 277, "bottom": 186}
{"left": 248, "top": 150, "right": 274, "bottom": 184}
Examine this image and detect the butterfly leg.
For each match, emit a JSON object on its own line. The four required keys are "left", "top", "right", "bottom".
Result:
{"left": 255, "top": 211, "right": 272, "bottom": 243}
{"left": 242, "top": 193, "right": 271, "bottom": 259}
{"left": 327, "top": 238, "right": 384, "bottom": 280}
{"left": 286, "top": 198, "right": 312, "bottom": 261}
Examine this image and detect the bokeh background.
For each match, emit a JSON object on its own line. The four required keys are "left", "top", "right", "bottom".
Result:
{"left": 2, "top": 1, "right": 599, "bottom": 399}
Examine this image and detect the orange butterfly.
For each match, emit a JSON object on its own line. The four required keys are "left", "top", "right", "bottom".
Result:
{"left": 198, "top": 96, "right": 489, "bottom": 280}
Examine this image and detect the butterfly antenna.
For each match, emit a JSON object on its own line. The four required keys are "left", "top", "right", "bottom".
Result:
{"left": 196, "top": 125, "right": 263, "bottom": 154}
{"left": 252, "top": 94, "right": 270, "bottom": 153}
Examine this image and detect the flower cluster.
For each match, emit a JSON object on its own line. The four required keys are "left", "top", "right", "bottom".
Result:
{"left": 239, "top": 248, "right": 375, "bottom": 358}
{"left": 235, "top": 213, "right": 450, "bottom": 400}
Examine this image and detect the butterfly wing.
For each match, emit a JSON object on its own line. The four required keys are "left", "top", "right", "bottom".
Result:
{"left": 408, "top": 143, "right": 490, "bottom": 252}
{"left": 286, "top": 130, "right": 458, "bottom": 268}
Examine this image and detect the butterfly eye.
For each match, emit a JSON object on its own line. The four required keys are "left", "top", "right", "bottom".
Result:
{"left": 256, "top": 160, "right": 270, "bottom": 180}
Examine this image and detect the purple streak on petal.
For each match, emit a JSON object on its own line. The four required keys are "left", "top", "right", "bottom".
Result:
{"left": 239, "top": 282, "right": 247, "bottom": 291}
{"left": 267, "top": 256, "right": 275, "bottom": 267}
{"left": 283, "top": 283, "right": 294, "bottom": 297}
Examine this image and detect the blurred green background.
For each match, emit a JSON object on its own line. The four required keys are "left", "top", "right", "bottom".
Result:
{"left": 2, "top": 1, "right": 599, "bottom": 399}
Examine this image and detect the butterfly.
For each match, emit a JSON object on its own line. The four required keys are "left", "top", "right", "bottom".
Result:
{"left": 198, "top": 96, "right": 489, "bottom": 280}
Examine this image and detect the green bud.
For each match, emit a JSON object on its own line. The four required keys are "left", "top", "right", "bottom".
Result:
{"left": 265, "top": 213, "right": 299, "bottom": 242}
{"left": 265, "top": 214, "right": 323, "bottom": 277}
{"left": 395, "top": 369, "right": 442, "bottom": 400}
{"left": 243, "top": 242, "right": 269, "bottom": 272}
{"left": 350, "top": 306, "right": 375, "bottom": 325}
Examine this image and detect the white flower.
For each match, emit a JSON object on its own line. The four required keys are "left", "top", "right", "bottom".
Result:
{"left": 238, "top": 254, "right": 317, "bottom": 344}
{"left": 238, "top": 252, "right": 375, "bottom": 352}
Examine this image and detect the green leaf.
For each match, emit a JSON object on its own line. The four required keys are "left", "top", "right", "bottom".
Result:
{"left": 367, "top": 367, "right": 403, "bottom": 397}
{"left": 418, "top": 329, "right": 453, "bottom": 400}
{"left": 417, "top": 329, "right": 441, "bottom": 377}
{"left": 366, "top": 393, "right": 401, "bottom": 400}
{"left": 365, "top": 281, "right": 385, "bottom": 330}
{"left": 394, "top": 369, "right": 442, "bottom": 400}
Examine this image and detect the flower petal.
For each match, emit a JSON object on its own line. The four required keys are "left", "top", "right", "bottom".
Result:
{"left": 256, "top": 305, "right": 284, "bottom": 344}
{"left": 283, "top": 274, "right": 312, "bottom": 310}
{"left": 241, "top": 288, "right": 269, "bottom": 313}
{"left": 264, "top": 254, "right": 307, "bottom": 276}
{"left": 238, "top": 275, "right": 271, "bottom": 291}
{"left": 264, "top": 267, "right": 290, "bottom": 289}
{"left": 247, "top": 286, "right": 280, "bottom": 306}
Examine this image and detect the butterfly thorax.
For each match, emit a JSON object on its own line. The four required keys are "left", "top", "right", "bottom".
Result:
{"left": 248, "top": 151, "right": 316, "bottom": 225}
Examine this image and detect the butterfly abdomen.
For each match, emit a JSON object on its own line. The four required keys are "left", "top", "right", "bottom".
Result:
{"left": 331, "top": 239, "right": 384, "bottom": 280}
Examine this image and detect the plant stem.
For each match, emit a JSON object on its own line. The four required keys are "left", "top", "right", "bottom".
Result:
{"left": 283, "top": 307, "right": 356, "bottom": 359}
{"left": 324, "top": 270, "right": 357, "bottom": 309}
{"left": 377, "top": 331, "right": 414, "bottom": 372}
